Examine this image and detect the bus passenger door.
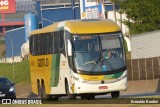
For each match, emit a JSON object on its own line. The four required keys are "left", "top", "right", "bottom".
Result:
{"left": 59, "top": 54, "right": 69, "bottom": 83}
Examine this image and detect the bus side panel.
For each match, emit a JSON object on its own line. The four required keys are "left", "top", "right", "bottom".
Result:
{"left": 29, "top": 54, "right": 53, "bottom": 95}
{"left": 50, "top": 54, "right": 60, "bottom": 87}
{"left": 50, "top": 54, "right": 70, "bottom": 95}
{"left": 29, "top": 54, "right": 38, "bottom": 95}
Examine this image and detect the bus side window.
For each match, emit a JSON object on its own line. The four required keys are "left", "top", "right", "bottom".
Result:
{"left": 60, "top": 31, "right": 66, "bottom": 56}
{"left": 46, "top": 33, "right": 50, "bottom": 54}
{"left": 43, "top": 34, "right": 48, "bottom": 55}
{"left": 49, "top": 33, "right": 54, "bottom": 54}
{"left": 54, "top": 32, "right": 60, "bottom": 54}
{"left": 37, "top": 34, "right": 41, "bottom": 55}
{"left": 29, "top": 36, "right": 33, "bottom": 55}
{"left": 30, "top": 31, "right": 66, "bottom": 56}
{"left": 34, "top": 34, "right": 38, "bottom": 56}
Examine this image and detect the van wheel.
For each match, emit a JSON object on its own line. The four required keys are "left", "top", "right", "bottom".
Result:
{"left": 111, "top": 91, "right": 120, "bottom": 98}
{"left": 65, "top": 82, "right": 76, "bottom": 100}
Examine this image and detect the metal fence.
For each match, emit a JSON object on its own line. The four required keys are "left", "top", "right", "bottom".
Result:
{"left": 127, "top": 57, "right": 160, "bottom": 81}
{"left": 129, "top": 30, "right": 160, "bottom": 81}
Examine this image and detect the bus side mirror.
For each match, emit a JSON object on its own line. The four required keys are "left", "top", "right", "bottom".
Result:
{"left": 67, "top": 39, "right": 72, "bottom": 56}
{"left": 124, "top": 36, "right": 131, "bottom": 52}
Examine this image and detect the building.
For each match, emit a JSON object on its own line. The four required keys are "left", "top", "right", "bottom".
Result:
{"left": 3, "top": 0, "right": 129, "bottom": 63}
{"left": 0, "top": 0, "right": 35, "bottom": 37}
{"left": 36, "top": 0, "right": 114, "bottom": 27}
{"left": 131, "top": 30, "right": 160, "bottom": 59}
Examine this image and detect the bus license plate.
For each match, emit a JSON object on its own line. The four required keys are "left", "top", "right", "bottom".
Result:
{"left": 99, "top": 86, "right": 108, "bottom": 90}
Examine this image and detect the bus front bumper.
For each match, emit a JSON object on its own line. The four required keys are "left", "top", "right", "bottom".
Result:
{"left": 74, "top": 78, "right": 127, "bottom": 94}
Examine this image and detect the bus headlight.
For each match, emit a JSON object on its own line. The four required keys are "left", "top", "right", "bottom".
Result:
{"left": 73, "top": 74, "right": 88, "bottom": 83}
{"left": 78, "top": 77, "right": 88, "bottom": 83}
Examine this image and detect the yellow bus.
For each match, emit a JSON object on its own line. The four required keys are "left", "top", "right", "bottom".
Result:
{"left": 29, "top": 19, "right": 127, "bottom": 100}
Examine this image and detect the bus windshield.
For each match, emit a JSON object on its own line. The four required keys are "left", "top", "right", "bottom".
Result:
{"left": 71, "top": 33, "right": 126, "bottom": 74}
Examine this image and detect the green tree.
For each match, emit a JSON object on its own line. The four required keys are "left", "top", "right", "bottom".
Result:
{"left": 112, "top": 0, "right": 160, "bottom": 34}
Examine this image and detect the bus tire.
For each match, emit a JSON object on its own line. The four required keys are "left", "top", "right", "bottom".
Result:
{"left": 42, "top": 83, "right": 51, "bottom": 99}
{"left": 81, "top": 94, "right": 95, "bottom": 100}
{"left": 81, "top": 96, "right": 86, "bottom": 100}
{"left": 65, "top": 81, "right": 76, "bottom": 100}
{"left": 111, "top": 91, "right": 120, "bottom": 98}
{"left": 52, "top": 96, "right": 59, "bottom": 101}
{"left": 37, "top": 82, "right": 42, "bottom": 97}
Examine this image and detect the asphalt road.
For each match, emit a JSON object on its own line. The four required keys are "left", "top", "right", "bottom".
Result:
{"left": 1, "top": 93, "right": 159, "bottom": 105}
{"left": 28, "top": 92, "right": 160, "bottom": 99}
{"left": 26, "top": 93, "right": 160, "bottom": 104}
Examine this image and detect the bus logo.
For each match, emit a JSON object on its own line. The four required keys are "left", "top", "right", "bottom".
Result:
{"left": 37, "top": 58, "right": 49, "bottom": 67}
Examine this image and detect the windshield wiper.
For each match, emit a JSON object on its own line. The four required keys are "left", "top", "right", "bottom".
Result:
{"left": 104, "top": 57, "right": 114, "bottom": 71}
{"left": 90, "top": 46, "right": 103, "bottom": 72}
{"left": 90, "top": 36, "right": 103, "bottom": 72}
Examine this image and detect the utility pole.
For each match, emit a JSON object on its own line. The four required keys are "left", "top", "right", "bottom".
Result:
{"left": 112, "top": 1, "right": 117, "bottom": 24}
{"left": 71, "top": 0, "right": 75, "bottom": 20}
{"left": 7, "top": 36, "right": 15, "bottom": 82}
{"left": 2, "top": 14, "right": 6, "bottom": 36}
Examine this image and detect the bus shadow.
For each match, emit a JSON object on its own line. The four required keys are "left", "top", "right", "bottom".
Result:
{"left": 27, "top": 92, "right": 39, "bottom": 98}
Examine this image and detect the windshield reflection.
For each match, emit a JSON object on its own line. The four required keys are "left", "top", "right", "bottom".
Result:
{"left": 71, "top": 33, "right": 126, "bottom": 73}
{"left": 0, "top": 78, "right": 11, "bottom": 86}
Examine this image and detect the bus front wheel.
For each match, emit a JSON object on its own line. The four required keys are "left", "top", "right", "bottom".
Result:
{"left": 111, "top": 91, "right": 120, "bottom": 98}
{"left": 65, "top": 81, "right": 76, "bottom": 100}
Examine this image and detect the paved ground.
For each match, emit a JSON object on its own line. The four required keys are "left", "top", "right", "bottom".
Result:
{"left": 15, "top": 82, "right": 32, "bottom": 98}
{"left": 122, "top": 79, "right": 160, "bottom": 95}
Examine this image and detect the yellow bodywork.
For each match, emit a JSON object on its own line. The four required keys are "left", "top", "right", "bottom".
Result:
{"left": 79, "top": 74, "right": 105, "bottom": 81}
{"left": 30, "top": 23, "right": 59, "bottom": 35}
{"left": 65, "top": 19, "right": 120, "bottom": 34}
{"left": 30, "top": 19, "right": 120, "bottom": 35}
{"left": 30, "top": 54, "right": 52, "bottom": 95}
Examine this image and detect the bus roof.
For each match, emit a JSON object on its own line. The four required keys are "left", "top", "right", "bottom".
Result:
{"left": 30, "top": 19, "right": 121, "bottom": 35}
